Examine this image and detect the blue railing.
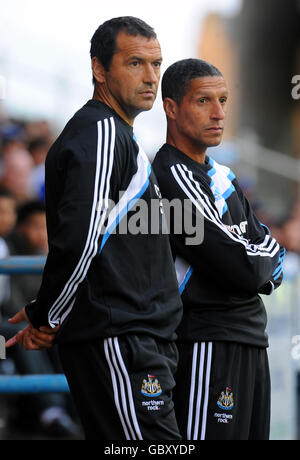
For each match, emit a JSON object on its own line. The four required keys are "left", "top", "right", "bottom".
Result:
{"left": 0, "top": 374, "right": 69, "bottom": 394}
{"left": 0, "top": 256, "right": 70, "bottom": 394}
{"left": 0, "top": 256, "right": 46, "bottom": 275}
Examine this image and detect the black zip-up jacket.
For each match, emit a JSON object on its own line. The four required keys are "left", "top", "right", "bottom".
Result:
{"left": 153, "top": 144, "right": 285, "bottom": 347}
{"left": 25, "top": 101, "right": 183, "bottom": 344}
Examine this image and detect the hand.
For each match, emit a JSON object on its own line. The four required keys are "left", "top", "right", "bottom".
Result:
{"left": 258, "top": 246, "right": 286, "bottom": 295}
{"left": 5, "top": 308, "right": 60, "bottom": 351}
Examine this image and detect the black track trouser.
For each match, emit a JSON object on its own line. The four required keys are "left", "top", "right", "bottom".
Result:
{"left": 59, "top": 335, "right": 181, "bottom": 440}
{"left": 173, "top": 341, "right": 271, "bottom": 440}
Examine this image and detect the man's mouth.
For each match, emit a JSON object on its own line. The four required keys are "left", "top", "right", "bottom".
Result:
{"left": 206, "top": 126, "right": 223, "bottom": 132}
{"left": 139, "top": 90, "right": 155, "bottom": 96}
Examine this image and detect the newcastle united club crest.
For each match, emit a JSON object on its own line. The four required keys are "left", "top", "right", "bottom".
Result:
{"left": 217, "top": 387, "right": 234, "bottom": 410}
{"left": 141, "top": 375, "right": 162, "bottom": 398}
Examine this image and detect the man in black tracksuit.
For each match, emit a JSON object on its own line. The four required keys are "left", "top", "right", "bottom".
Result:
{"left": 152, "top": 59, "right": 285, "bottom": 440}
{"left": 6, "top": 18, "right": 183, "bottom": 440}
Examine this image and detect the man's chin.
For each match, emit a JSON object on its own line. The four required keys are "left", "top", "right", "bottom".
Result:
{"left": 206, "top": 140, "right": 221, "bottom": 148}
{"left": 135, "top": 102, "right": 155, "bottom": 115}
{"left": 142, "top": 98, "right": 156, "bottom": 109}
{"left": 207, "top": 137, "right": 223, "bottom": 148}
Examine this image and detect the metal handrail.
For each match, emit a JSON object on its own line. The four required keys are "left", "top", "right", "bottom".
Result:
{"left": 0, "top": 256, "right": 46, "bottom": 275}
{"left": 0, "top": 256, "right": 69, "bottom": 395}
{"left": 0, "top": 374, "right": 69, "bottom": 393}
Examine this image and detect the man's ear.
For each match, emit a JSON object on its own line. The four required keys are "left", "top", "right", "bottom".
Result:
{"left": 91, "top": 57, "right": 106, "bottom": 84}
{"left": 163, "top": 98, "right": 178, "bottom": 120}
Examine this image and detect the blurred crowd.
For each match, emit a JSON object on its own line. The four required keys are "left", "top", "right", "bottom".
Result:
{"left": 0, "top": 111, "right": 299, "bottom": 439}
{"left": 243, "top": 185, "right": 300, "bottom": 256}
{"left": 0, "top": 115, "right": 83, "bottom": 439}
{"left": 269, "top": 201, "right": 300, "bottom": 255}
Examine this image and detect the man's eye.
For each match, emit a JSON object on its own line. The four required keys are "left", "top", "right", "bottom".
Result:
{"left": 131, "top": 61, "right": 139, "bottom": 67}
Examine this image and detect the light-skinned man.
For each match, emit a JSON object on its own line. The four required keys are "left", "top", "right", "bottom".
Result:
{"left": 6, "top": 17, "right": 182, "bottom": 441}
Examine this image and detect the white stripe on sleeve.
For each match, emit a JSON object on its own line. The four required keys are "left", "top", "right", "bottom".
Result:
{"left": 48, "top": 117, "right": 116, "bottom": 327}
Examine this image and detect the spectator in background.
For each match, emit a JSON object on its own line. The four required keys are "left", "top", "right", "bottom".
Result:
{"left": 0, "top": 140, "right": 33, "bottom": 204}
{"left": 0, "top": 186, "right": 16, "bottom": 242}
{"left": 280, "top": 200, "right": 300, "bottom": 254}
{"left": 0, "top": 238, "right": 9, "bottom": 305}
{"left": 4, "top": 200, "right": 48, "bottom": 316}
{"left": 0, "top": 121, "right": 27, "bottom": 172}
{"left": 0, "top": 186, "right": 16, "bottom": 308}
{"left": 28, "top": 137, "right": 49, "bottom": 202}
{"left": 0, "top": 200, "right": 80, "bottom": 438}
{"left": 24, "top": 120, "right": 54, "bottom": 146}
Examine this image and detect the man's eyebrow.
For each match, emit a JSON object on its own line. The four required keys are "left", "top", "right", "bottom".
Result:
{"left": 128, "top": 56, "right": 144, "bottom": 62}
{"left": 128, "top": 55, "right": 163, "bottom": 62}
{"left": 193, "top": 89, "right": 229, "bottom": 96}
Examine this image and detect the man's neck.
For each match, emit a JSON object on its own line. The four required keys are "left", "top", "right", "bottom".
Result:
{"left": 92, "top": 87, "right": 134, "bottom": 126}
{"left": 166, "top": 132, "right": 207, "bottom": 164}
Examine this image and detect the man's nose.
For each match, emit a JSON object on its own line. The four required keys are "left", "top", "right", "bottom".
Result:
{"left": 143, "top": 64, "right": 159, "bottom": 84}
{"left": 211, "top": 102, "right": 225, "bottom": 120}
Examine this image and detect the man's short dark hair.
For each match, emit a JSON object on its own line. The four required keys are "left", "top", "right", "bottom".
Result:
{"left": 162, "top": 58, "right": 223, "bottom": 105}
{"left": 90, "top": 16, "right": 157, "bottom": 81}
{"left": 17, "top": 200, "right": 45, "bottom": 226}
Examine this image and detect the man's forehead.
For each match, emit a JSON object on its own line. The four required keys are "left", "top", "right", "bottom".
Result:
{"left": 188, "top": 76, "right": 228, "bottom": 94}
{"left": 115, "top": 31, "right": 162, "bottom": 57}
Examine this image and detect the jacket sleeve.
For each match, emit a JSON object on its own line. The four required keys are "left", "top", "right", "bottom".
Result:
{"left": 233, "top": 180, "right": 286, "bottom": 295}
{"left": 161, "top": 163, "right": 281, "bottom": 296}
{"left": 25, "top": 117, "right": 117, "bottom": 329}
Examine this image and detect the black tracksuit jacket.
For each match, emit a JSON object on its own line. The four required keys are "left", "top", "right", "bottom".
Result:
{"left": 25, "top": 101, "right": 183, "bottom": 344}
{"left": 152, "top": 144, "right": 285, "bottom": 348}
